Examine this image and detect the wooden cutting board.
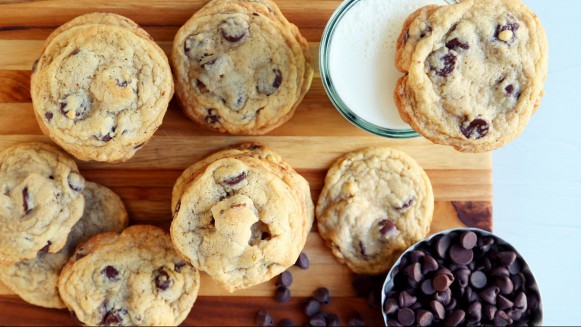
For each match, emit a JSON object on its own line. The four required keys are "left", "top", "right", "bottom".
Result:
{"left": 0, "top": 1, "right": 492, "bottom": 325}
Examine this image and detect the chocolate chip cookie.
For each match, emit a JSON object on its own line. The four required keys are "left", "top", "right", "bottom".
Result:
{"left": 172, "top": 0, "right": 313, "bottom": 135}
{"left": 316, "top": 147, "right": 434, "bottom": 275}
{"left": 0, "top": 182, "right": 128, "bottom": 308}
{"left": 31, "top": 13, "right": 174, "bottom": 162}
{"left": 171, "top": 151, "right": 312, "bottom": 292}
{"left": 0, "top": 143, "right": 85, "bottom": 264}
{"left": 395, "top": 0, "right": 548, "bottom": 152}
{"left": 58, "top": 225, "right": 200, "bottom": 326}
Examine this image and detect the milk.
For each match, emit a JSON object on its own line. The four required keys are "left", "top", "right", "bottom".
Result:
{"left": 329, "top": 0, "right": 449, "bottom": 130}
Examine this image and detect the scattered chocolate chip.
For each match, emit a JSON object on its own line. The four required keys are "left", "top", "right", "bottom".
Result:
{"left": 430, "top": 300, "right": 445, "bottom": 320}
{"left": 397, "top": 308, "right": 415, "bottom": 326}
{"left": 398, "top": 291, "right": 417, "bottom": 308}
{"left": 432, "top": 273, "right": 453, "bottom": 292}
{"left": 508, "top": 258, "right": 523, "bottom": 275}
{"left": 513, "top": 292, "right": 527, "bottom": 311}
{"left": 275, "top": 286, "right": 290, "bottom": 303}
{"left": 305, "top": 299, "right": 320, "bottom": 317}
{"left": 435, "top": 234, "right": 452, "bottom": 259}
{"left": 39, "top": 241, "right": 51, "bottom": 253}
{"left": 295, "top": 252, "right": 310, "bottom": 269}
{"left": 421, "top": 255, "right": 439, "bottom": 275}
{"left": 22, "top": 187, "right": 31, "bottom": 215}
{"left": 102, "top": 266, "right": 119, "bottom": 280}
{"left": 407, "top": 250, "right": 425, "bottom": 263}
{"left": 468, "top": 301, "right": 482, "bottom": 321}
{"left": 445, "top": 298, "right": 458, "bottom": 311}
{"left": 483, "top": 304, "right": 497, "bottom": 321}
{"left": 310, "top": 312, "right": 327, "bottom": 327}
{"left": 416, "top": 310, "right": 433, "bottom": 327}
{"left": 277, "top": 271, "right": 293, "bottom": 288}
{"left": 444, "top": 310, "right": 465, "bottom": 326}
{"left": 435, "top": 53, "right": 457, "bottom": 77}
{"left": 490, "top": 267, "right": 510, "bottom": 278}
{"left": 497, "top": 294, "right": 514, "bottom": 310}
{"left": 461, "top": 118, "right": 489, "bottom": 139}
{"left": 223, "top": 171, "right": 247, "bottom": 186}
{"left": 277, "top": 319, "right": 295, "bottom": 327}
{"left": 446, "top": 38, "right": 470, "bottom": 50}
{"left": 404, "top": 262, "right": 422, "bottom": 284}
{"left": 220, "top": 19, "right": 248, "bottom": 43}
{"left": 313, "top": 287, "right": 330, "bottom": 304}
{"left": 421, "top": 278, "right": 436, "bottom": 295}
{"left": 379, "top": 219, "right": 397, "bottom": 236}
{"left": 495, "top": 275, "right": 514, "bottom": 295}
{"left": 155, "top": 269, "right": 171, "bottom": 291}
{"left": 454, "top": 268, "right": 471, "bottom": 288}
{"left": 479, "top": 286, "right": 500, "bottom": 305}
{"left": 174, "top": 261, "right": 186, "bottom": 272}
{"left": 493, "top": 310, "right": 513, "bottom": 326}
{"left": 470, "top": 270, "right": 488, "bottom": 289}
{"left": 434, "top": 288, "right": 452, "bottom": 306}
{"left": 256, "top": 309, "right": 274, "bottom": 326}
{"left": 494, "top": 251, "right": 517, "bottom": 267}
{"left": 384, "top": 298, "right": 399, "bottom": 315}
{"left": 44, "top": 112, "right": 53, "bottom": 121}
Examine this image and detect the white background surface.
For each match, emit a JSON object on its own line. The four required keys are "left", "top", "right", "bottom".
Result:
{"left": 493, "top": 1, "right": 581, "bottom": 325}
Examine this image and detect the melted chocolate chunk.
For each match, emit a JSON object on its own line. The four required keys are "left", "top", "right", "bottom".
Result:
{"left": 155, "top": 269, "right": 171, "bottom": 291}
{"left": 461, "top": 118, "right": 490, "bottom": 139}
{"left": 22, "top": 187, "right": 31, "bottom": 215}
{"left": 101, "top": 309, "right": 123, "bottom": 326}
{"left": 446, "top": 38, "right": 470, "bottom": 50}
{"left": 39, "top": 241, "right": 51, "bottom": 253}
{"left": 205, "top": 109, "right": 220, "bottom": 125}
{"left": 435, "top": 53, "right": 457, "bottom": 77}
{"left": 44, "top": 112, "right": 53, "bottom": 121}
{"left": 257, "top": 68, "right": 283, "bottom": 95}
{"left": 220, "top": 17, "right": 248, "bottom": 43}
{"left": 102, "top": 266, "right": 119, "bottom": 280}
{"left": 223, "top": 171, "right": 247, "bottom": 185}
{"left": 174, "top": 261, "right": 186, "bottom": 272}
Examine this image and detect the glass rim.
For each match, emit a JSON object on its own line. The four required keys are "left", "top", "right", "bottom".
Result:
{"left": 319, "top": 0, "right": 458, "bottom": 139}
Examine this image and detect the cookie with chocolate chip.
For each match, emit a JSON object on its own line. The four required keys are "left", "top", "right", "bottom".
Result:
{"left": 171, "top": 150, "right": 312, "bottom": 292}
{"left": 0, "top": 182, "right": 128, "bottom": 308}
{"left": 316, "top": 147, "right": 434, "bottom": 275}
{"left": 172, "top": 0, "right": 313, "bottom": 135}
{"left": 31, "top": 13, "right": 173, "bottom": 162}
{"left": 58, "top": 225, "right": 200, "bottom": 326}
{"left": 0, "top": 143, "right": 85, "bottom": 264}
{"left": 395, "top": 0, "right": 548, "bottom": 152}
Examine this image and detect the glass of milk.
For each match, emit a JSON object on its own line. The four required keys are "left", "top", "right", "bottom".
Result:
{"left": 320, "top": 0, "right": 457, "bottom": 138}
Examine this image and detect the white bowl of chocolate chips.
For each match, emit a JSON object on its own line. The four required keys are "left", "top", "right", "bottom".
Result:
{"left": 381, "top": 228, "right": 542, "bottom": 326}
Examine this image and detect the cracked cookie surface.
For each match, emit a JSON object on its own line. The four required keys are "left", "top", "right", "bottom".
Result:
{"left": 0, "top": 143, "right": 85, "bottom": 264}
{"left": 58, "top": 225, "right": 200, "bottom": 326}
{"left": 316, "top": 147, "right": 433, "bottom": 275}
{"left": 172, "top": 0, "right": 312, "bottom": 135}
{"left": 31, "top": 14, "right": 173, "bottom": 162}
{"left": 395, "top": 0, "right": 548, "bottom": 152}
{"left": 0, "top": 182, "right": 128, "bottom": 308}
{"left": 171, "top": 153, "right": 311, "bottom": 292}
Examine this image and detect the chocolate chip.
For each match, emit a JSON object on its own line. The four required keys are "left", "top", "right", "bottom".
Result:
{"left": 507, "top": 308, "right": 523, "bottom": 321}
{"left": 490, "top": 267, "right": 510, "bottom": 278}
{"left": 102, "top": 266, "right": 119, "bottom": 280}
{"left": 295, "top": 252, "right": 310, "bottom": 269}
{"left": 407, "top": 250, "right": 425, "bottom": 263}
{"left": 421, "top": 279, "right": 436, "bottom": 295}
{"left": 461, "top": 118, "right": 489, "bottom": 139}
{"left": 496, "top": 22, "right": 520, "bottom": 42}
{"left": 256, "top": 309, "right": 274, "bottom": 326}
{"left": 513, "top": 292, "right": 527, "bottom": 311}
{"left": 494, "top": 251, "right": 517, "bottom": 267}
{"left": 430, "top": 300, "right": 445, "bottom": 320}
{"left": 404, "top": 262, "right": 422, "bottom": 283}
{"left": 497, "top": 294, "right": 513, "bottom": 310}
{"left": 446, "top": 38, "right": 470, "bottom": 50}
{"left": 445, "top": 298, "right": 458, "bottom": 311}
{"left": 384, "top": 298, "right": 399, "bottom": 315}
{"left": 313, "top": 287, "right": 330, "bottom": 304}
{"left": 220, "top": 17, "right": 248, "bottom": 43}
{"left": 272, "top": 69, "right": 282, "bottom": 90}
{"left": 223, "top": 171, "right": 247, "bottom": 186}
{"left": 460, "top": 231, "right": 477, "bottom": 249}
{"left": 379, "top": 219, "right": 397, "bottom": 236}
{"left": 310, "top": 312, "right": 327, "bottom": 327}
{"left": 32, "top": 59, "right": 39, "bottom": 73}
{"left": 404, "top": 30, "right": 410, "bottom": 43}
{"left": 155, "top": 269, "right": 171, "bottom": 291}
{"left": 277, "top": 271, "right": 293, "bottom": 288}
{"left": 479, "top": 286, "right": 500, "bottom": 305}
{"left": 22, "top": 187, "right": 31, "bottom": 215}
{"left": 277, "top": 319, "right": 295, "bottom": 327}
{"left": 115, "top": 79, "right": 131, "bottom": 87}
{"left": 358, "top": 240, "right": 367, "bottom": 256}
{"left": 434, "top": 288, "right": 451, "bottom": 306}
{"left": 206, "top": 109, "right": 220, "bottom": 125}
{"left": 421, "top": 255, "right": 439, "bottom": 275}
{"left": 44, "top": 112, "right": 53, "bottom": 121}
{"left": 174, "top": 261, "right": 186, "bottom": 272}
{"left": 476, "top": 257, "right": 492, "bottom": 272}
{"left": 275, "top": 286, "right": 290, "bottom": 303}
{"left": 493, "top": 310, "right": 513, "bottom": 326}
{"left": 444, "top": 310, "right": 465, "bottom": 326}
{"left": 454, "top": 268, "right": 471, "bottom": 288}
{"left": 67, "top": 172, "right": 84, "bottom": 192}
{"left": 305, "top": 299, "right": 320, "bottom": 316}
{"left": 257, "top": 68, "right": 283, "bottom": 95}
{"left": 508, "top": 258, "right": 523, "bottom": 275}
{"left": 511, "top": 273, "right": 525, "bottom": 292}
{"left": 483, "top": 304, "right": 497, "bottom": 321}
{"left": 397, "top": 308, "right": 415, "bottom": 326}
{"left": 174, "top": 200, "right": 181, "bottom": 215}
{"left": 432, "top": 273, "right": 453, "bottom": 292}
{"left": 435, "top": 53, "right": 457, "bottom": 77}
{"left": 470, "top": 270, "right": 488, "bottom": 289}
{"left": 495, "top": 276, "right": 514, "bottom": 295}
{"left": 465, "top": 286, "right": 480, "bottom": 303}
{"left": 397, "top": 197, "right": 416, "bottom": 211}
{"left": 416, "top": 310, "right": 433, "bottom": 327}
{"left": 468, "top": 301, "right": 482, "bottom": 321}
{"left": 39, "top": 241, "right": 51, "bottom": 253}
{"left": 398, "top": 291, "right": 417, "bottom": 308}
{"left": 100, "top": 134, "right": 112, "bottom": 142}
{"left": 102, "top": 309, "right": 123, "bottom": 326}
{"left": 435, "top": 234, "right": 452, "bottom": 259}
{"left": 478, "top": 236, "right": 495, "bottom": 252}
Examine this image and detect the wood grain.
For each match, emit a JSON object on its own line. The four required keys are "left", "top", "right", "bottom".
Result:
{"left": 0, "top": 0, "right": 493, "bottom": 325}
